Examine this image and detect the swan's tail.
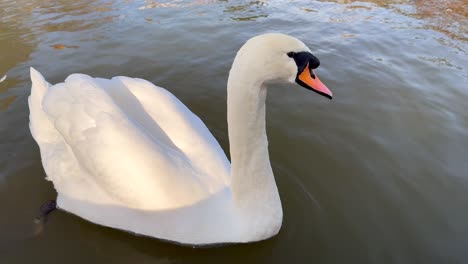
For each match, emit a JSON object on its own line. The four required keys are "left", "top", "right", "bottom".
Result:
{"left": 29, "top": 67, "right": 57, "bottom": 144}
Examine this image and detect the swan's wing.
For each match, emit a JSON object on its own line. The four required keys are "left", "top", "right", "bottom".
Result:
{"left": 107, "top": 76, "right": 230, "bottom": 186}
{"left": 41, "top": 73, "right": 228, "bottom": 210}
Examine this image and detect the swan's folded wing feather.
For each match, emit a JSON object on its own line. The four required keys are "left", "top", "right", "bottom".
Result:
{"left": 42, "top": 74, "right": 210, "bottom": 210}
{"left": 110, "top": 77, "right": 231, "bottom": 188}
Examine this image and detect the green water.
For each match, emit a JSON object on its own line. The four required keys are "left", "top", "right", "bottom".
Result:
{"left": 1, "top": 0, "right": 467, "bottom": 263}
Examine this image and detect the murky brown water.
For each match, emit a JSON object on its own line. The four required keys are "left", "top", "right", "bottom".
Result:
{"left": 1, "top": 0, "right": 467, "bottom": 263}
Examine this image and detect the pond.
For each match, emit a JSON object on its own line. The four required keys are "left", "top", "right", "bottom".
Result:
{"left": 0, "top": 0, "right": 467, "bottom": 263}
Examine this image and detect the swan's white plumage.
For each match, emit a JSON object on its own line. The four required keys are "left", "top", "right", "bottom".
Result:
{"left": 30, "top": 68, "right": 240, "bottom": 244}
{"left": 29, "top": 33, "right": 317, "bottom": 245}
{"left": 32, "top": 69, "right": 230, "bottom": 211}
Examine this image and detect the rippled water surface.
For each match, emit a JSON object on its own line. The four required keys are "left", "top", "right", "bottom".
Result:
{"left": 1, "top": 0, "right": 467, "bottom": 263}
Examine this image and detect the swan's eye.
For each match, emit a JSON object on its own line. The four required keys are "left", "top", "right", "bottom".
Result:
{"left": 287, "top": 52, "right": 296, "bottom": 58}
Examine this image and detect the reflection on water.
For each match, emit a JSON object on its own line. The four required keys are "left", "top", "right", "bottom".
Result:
{"left": 323, "top": 0, "right": 467, "bottom": 42}
{"left": 137, "top": 0, "right": 218, "bottom": 9}
{"left": 50, "top": 44, "right": 80, "bottom": 50}
{"left": 0, "top": 0, "right": 467, "bottom": 263}
{"left": 223, "top": 1, "right": 269, "bottom": 21}
{"left": 0, "top": 95, "right": 16, "bottom": 111}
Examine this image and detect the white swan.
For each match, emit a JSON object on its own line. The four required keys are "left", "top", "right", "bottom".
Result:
{"left": 29, "top": 33, "right": 332, "bottom": 245}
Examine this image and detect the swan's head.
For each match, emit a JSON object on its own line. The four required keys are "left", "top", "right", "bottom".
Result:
{"left": 233, "top": 33, "right": 332, "bottom": 99}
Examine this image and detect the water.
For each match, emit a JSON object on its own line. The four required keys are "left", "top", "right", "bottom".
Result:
{"left": 1, "top": 0, "right": 467, "bottom": 263}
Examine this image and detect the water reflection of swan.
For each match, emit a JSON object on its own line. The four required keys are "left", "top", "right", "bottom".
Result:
{"left": 29, "top": 33, "right": 332, "bottom": 245}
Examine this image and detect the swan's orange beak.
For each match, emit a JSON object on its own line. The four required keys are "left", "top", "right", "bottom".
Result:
{"left": 297, "top": 63, "right": 333, "bottom": 100}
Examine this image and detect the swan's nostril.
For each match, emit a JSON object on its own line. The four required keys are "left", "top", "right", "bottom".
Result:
{"left": 309, "top": 69, "right": 316, "bottom": 79}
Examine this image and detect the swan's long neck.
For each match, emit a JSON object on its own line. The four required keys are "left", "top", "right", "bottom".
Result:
{"left": 227, "top": 54, "right": 282, "bottom": 221}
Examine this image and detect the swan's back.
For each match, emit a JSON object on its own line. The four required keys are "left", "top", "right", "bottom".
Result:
{"left": 29, "top": 68, "right": 230, "bottom": 211}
